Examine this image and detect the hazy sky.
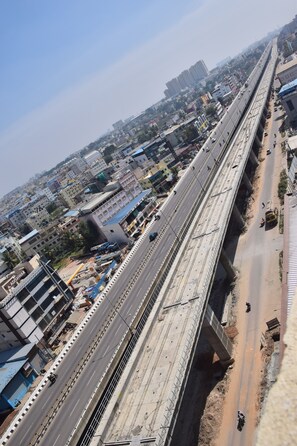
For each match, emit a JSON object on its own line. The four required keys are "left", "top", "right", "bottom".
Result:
{"left": 0, "top": 0, "right": 296, "bottom": 196}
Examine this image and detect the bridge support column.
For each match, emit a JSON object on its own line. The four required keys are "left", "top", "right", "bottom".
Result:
{"left": 254, "top": 134, "right": 262, "bottom": 148}
{"left": 220, "top": 248, "right": 237, "bottom": 282}
{"left": 249, "top": 149, "right": 259, "bottom": 167}
{"left": 232, "top": 204, "right": 246, "bottom": 232}
{"left": 203, "top": 305, "right": 233, "bottom": 365}
{"left": 242, "top": 172, "right": 253, "bottom": 194}
{"left": 257, "top": 121, "right": 264, "bottom": 134}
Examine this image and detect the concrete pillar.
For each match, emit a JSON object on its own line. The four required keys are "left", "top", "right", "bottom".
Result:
{"left": 203, "top": 305, "right": 233, "bottom": 365}
{"left": 257, "top": 121, "right": 264, "bottom": 133}
{"left": 220, "top": 248, "right": 237, "bottom": 282}
{"left": 242, "top": 172, "right": 253, "bottom": 194}
{"left": 254, "top": 134, "right": 262, "bottom": 148}
{"left": 249, "top": 149, "right": 260, "bottom": 167}
{"left": 232, "top": 204, "right": 245, "bottom": 232}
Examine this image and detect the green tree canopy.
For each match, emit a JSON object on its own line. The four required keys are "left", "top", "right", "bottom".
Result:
{"left": 79, "top": 220, "right": 101, "bottom": 251}
{"left": 205, "top": 104, "right": 217, "bottom": 118}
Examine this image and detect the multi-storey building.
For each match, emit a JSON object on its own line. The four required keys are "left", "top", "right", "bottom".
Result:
{"left": 68, "top": 157, "right": 88, "bottom": 174}
{"left": 79, "top": 186, "right": 129, "bottom": 227}
{"left": 165, "top": 78, "right": 181, "bottom": 97}
{"left": 276, "top": 58, "right": 297, "bottom": 86}
{"left": 7, "top": 209, "right": 24, "bottom": 230}
{"left": 90, "top": 158, "right": 108, "bottom": 177}
{"left": 279, "top": 78, "right": 297, "bottom": 123}
{"left": 190, "top": 60, "right": 209, "bottom": 80}
{"left": 0, "top": 259, "right": 74, "bottom": 350}
{"left": 19, "top": 224, "right": 62, "bottom": 258}
{"left": 59, "top": 182, "right": 83, "bottom": 209}
{"left": 0, "top": 233, "right": 22, "bottom": 261}
{"left": 21, "top": 195, "right": 51, "bottom": 229}
{"left": 212, "top": 83, "right": 232, "bottom": 102}
{"left": 112, "top": 169, "right": 143, "bottom": 198}
{"left": 84, "top": 150, "right": 103, "bottom": 166}
{"left": 165, "top": 60, "right": 209, "bottom": 97}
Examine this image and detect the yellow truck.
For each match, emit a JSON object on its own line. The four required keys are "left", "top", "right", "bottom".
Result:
{"left": 265, "top": 206, "right": 278, "bottom": 228}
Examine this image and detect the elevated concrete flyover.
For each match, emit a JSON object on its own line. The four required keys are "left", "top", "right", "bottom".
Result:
{"left": 86, "top": 43, "right": 278, "bottom": 446}
{"left": 1, "top": 44, "right": 275, "bottom": 446}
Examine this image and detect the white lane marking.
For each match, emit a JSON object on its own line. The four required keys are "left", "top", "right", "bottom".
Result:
{"left": 21, "top": 425, "right": 33, "bottom": 444}
{"left": 52, "top": 434, "right": 61, "bottom": 446}
{"left": 69, "top": 399, "right": 81, "bottom": 417}
{"left": 40, "top": 395, "right": 51, "bottom": 411}
{"left": 102, "top": 345, "right": 110, "bottom": 357}
{"left": 89, "top": 369, "right": 97, "bottom": 381}
{"left": 114, "top": 325, "right": 121, "bottom": 337}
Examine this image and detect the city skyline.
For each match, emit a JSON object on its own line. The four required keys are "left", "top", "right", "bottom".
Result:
{"left": 0, "top": 0, "right": 296, "bottom": 196}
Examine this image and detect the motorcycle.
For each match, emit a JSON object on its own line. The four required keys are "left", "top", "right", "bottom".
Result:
{"left": 237, "top": 412, "right": 245, "bottom": 431}
{"left": 48, "top": 373, "right": 57, "bottom": 384}
{"left": 246, "top": 302, "right": 251, "bottom": 313}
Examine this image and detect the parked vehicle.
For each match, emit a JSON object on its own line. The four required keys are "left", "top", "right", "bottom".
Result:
{"left": 265, "top": 207, "right": 278, "bottom": 228}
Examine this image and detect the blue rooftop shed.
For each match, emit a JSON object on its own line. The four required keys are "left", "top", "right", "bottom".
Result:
{"left": 0, "top": 344, "right": 42, "bottom": 414}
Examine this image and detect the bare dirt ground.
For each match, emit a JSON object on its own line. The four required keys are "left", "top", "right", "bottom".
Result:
{"left": 197, "top": 105, "right": 285, "bottom": 446}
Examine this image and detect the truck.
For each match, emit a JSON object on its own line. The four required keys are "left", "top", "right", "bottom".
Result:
{"left": 265, "top": 207, "right": 278, "bottom": 228}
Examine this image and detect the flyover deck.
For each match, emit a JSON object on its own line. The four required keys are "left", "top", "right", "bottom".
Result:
{"left": 91, "top": 45, "right": 277, "bottom": 446}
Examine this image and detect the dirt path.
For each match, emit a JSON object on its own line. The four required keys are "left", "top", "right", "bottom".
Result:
{"left": 213, "top": 103, "right": 284, "bottom": 445}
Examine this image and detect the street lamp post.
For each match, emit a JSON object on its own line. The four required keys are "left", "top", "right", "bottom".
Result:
{"left": 158, "top": 208, "right": 181, "bottom": 243}
{"left": 104, "top": 293, "right": 135, "bottom": 336}
{"left": 191, "top": 166, "right": 206, "bottom": 192}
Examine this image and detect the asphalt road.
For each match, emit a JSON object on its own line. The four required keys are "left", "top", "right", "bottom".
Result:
{"left": 221, "top": 84, "right": 283, "bottom": 446}
{"left": 5, "top": 46, "right": 271, "bottom": 446}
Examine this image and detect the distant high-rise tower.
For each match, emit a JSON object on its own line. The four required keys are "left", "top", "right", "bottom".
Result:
{"left": 189, "top": 60, "right": 209, "bottom": 82}
{"left": 164, "top": 59, "right": 209, "bottom": 98}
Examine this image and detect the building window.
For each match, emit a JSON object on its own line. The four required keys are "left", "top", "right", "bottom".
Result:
{"left": 287, "top": 99, "right": 295, "bottom": 111}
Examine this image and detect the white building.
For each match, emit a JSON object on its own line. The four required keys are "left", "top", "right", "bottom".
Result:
{"left": 21, "top": 195, "right": 51, "bottom": 219}
{"left": 0, "top": 233, "right": 22, "bottom": 261}
{"left": 112, "top": 170, "right": 143, "bottom": 198}
{"left": 212, "top": 83, "right": 232, "bottom": 102}
{"left": 79, "top": 187, "right": 129, "bottom": 227}
{"left": 276, "top": 59, "right": 297, "bottom": 86}
{"left": 7, "top": 209, "right": 25, "bottom": 230}
{"left": 0, "top": 260, "right": 74, "bottom": 350}
{"left": 68, "top": 157, "right": 88, "bottom": 174}
{"left": 19, "top": 226, "right": 62, "bottom": 258}
{"left": 90, "top": 158, "right": 108, "bottom": 177}
{"left": 36, "top": 188, "right": 56, "bottom": 202}
{"left": 59, "top": 182, "right": 82, "bottom": 209}
{"left": 84, "top": 150, "right": 102, "bottom": 166}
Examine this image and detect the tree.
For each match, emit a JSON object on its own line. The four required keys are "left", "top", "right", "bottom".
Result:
{"left": 61, "top": 231, "right": 83, "bottom": 252}
{"left": 79, "top": 221, "right": 101, "bottom": 251}
{"left": 183, "top": 125, "right": 199, "bottom": 144}
{"left": 104, "top": 154, "right": 113, "bottom": 164}
{"left": 103, "top": 144, "right": 117, "bottom": 164}
{"left": 205, "top": 104, "right": 217, "bottom": 119}
{"left": 2, "top": 251, "right": 19, "bottom": 269}
{"left": 46, "top": 202, "right": 58, "bottom": 214}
